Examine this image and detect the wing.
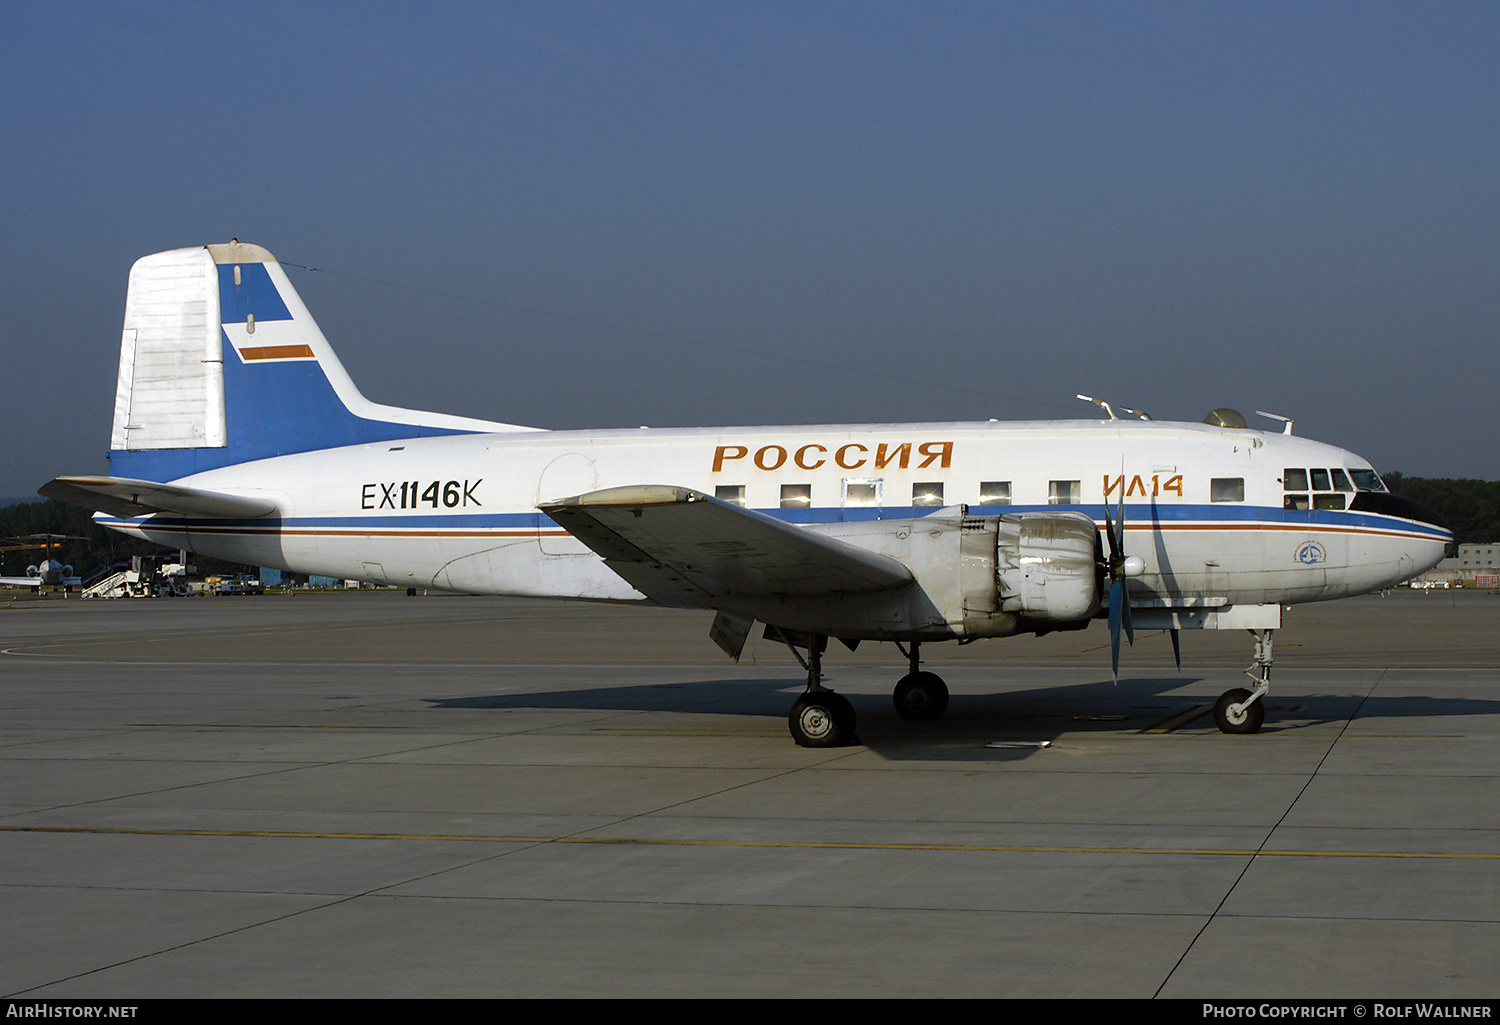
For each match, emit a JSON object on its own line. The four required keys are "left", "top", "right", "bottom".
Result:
{"left": 0, "top": 577, "right": 41, "bottom": 589}
{"left": 39, "top": 476, "right": 279, "bottom": 519}
{"left": 539, "top": 485, "right": 913, "bottom": 608}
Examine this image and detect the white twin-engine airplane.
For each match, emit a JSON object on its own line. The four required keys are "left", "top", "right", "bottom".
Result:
{"left": 0, "top": 562, "right": 81, "bottom": 591}
{"left": 42, "top": 242, "right": 1453, "bottom": 746}
{"left": 0, "top": 536, "right": 81, "bottom": 591}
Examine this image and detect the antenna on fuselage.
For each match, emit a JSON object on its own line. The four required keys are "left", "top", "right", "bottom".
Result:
{"left": 1255, "top": 410, "right": 1295, "bottom": 435}
{"left": 1077, "top": 395, "right": 1151, "bottom": 421}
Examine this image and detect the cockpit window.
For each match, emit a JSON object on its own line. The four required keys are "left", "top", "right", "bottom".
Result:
{"left": 1349, "top": 468, "right": 1387, "bottom": 492}
{"left": 1285, "top": 467, "right": 1356, "bottom": 511}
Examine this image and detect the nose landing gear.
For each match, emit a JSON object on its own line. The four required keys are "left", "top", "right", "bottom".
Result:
{"left": 1213, "top": 629, "right": 1272, "bottom": 734}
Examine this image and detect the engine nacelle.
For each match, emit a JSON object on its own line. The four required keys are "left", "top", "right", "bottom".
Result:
{"left": 792, "top": 509, "right": 1106, "bottom": 642}
{"left": 995, "top": 512, "right": 1103, "bottom": 622}
{"left": 951, "top": 511, "right": 1102, "bottom": 637}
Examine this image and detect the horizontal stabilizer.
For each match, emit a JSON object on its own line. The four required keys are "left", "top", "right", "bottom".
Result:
{"left": 39, "top": 475, "right": 280, "bottom": 519}
{"left": 539, "top": 485, "right": 913, "bottom": 608}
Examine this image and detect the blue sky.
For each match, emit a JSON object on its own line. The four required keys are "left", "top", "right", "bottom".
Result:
{"left": 3, "top": 1, "right": 1497, "bottom": 497}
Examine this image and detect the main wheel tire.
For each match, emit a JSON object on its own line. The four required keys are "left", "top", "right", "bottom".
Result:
{"left": 893, "top": 671, "right": 949, "bottom": 721}
{"left": 1213, "top": 687, "right": 1265, "bottom": 734}
{"left": 789, "top": 692, "right": 856, "bottom": 747}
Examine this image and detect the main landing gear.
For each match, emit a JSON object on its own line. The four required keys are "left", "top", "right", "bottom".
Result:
{"left": 1213, "top": 629, "right": 1272, "bottom": 734}
{"left": 778, "top": 634, "right": 950, "bottom": 747}
{"left": 782, "top": 636, "right": 857, "bottom": 748}
{"left": 893, "top": 641, "right": 948, "bottom": 721}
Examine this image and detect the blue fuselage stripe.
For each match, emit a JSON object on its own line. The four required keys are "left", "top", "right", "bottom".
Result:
{"left": 95, "top": 503, "right": 1451, "bottom": 540}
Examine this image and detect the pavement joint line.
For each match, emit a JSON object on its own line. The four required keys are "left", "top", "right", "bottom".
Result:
{"left": 2, "top": 824, "right": 1495, "bottom": 859}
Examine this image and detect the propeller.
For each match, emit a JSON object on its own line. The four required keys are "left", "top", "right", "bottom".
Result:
{"left": 1101, "top": 491, "right": 1179, "bottom": 680}
{"left": 1101, "top": 488, "right": 1134, "bottom": 681}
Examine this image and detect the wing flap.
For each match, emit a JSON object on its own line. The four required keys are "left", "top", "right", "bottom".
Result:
{"left": 539, "top": 485, "right": 913, "bottom": 607}
{"left": 39, "top": 475, "right": 280, "bottom": 519}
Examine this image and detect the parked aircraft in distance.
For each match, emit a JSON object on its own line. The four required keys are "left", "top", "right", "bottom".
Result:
{"left": 0, "top": 535, "right": 83, "bottom": 591}
{"left": 42, "top": 242, "right": 1453, "bottom": 745}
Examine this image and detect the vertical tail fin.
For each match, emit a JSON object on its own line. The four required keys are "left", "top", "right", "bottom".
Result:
{"left": 108, "top": 241, "right": 535, "bottom": 482}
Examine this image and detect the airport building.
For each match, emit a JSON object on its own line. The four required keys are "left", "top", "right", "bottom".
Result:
{"left": 1414, "top": 542, "right": 1500, "bottom": 587}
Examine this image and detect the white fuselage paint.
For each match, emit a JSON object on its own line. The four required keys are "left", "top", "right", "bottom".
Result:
{"left": 98, "top": 419, "right": 1449, "bottom": 621}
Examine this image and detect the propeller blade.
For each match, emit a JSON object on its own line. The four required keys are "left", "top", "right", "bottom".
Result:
{"left": 1115, "top": 483, "right": 1126, "bottom": 554}
{"left": 1102, "top": 495, "right": 1120, "bottom": 563}
{"left": 1102, "top": 480, "right": 1133, "bottom": 682}
{"left": 1109, "top": 578, "right": 1125, "bottom": 682}
{"left": 1112, "top": 492, "right": 1133, "bottom": 647}
{"left": 1170, "top": 628, "right": 1181, "bottom": 671}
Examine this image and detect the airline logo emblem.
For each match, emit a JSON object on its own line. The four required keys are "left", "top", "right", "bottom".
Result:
{"left": 1295, "top": 541, "right": 1327, "bottom": 564}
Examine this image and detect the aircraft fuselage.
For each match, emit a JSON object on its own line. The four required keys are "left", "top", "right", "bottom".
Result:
{"left": 98, "top": 418, "right": 1449, "bottom": 627}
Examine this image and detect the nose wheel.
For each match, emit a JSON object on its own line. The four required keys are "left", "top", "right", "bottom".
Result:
{"left": 1213, "top": 687, "right": 1265, "bottom": 733}
{"left": 1214, "top": 629, "right": 1272, "bottom": 734}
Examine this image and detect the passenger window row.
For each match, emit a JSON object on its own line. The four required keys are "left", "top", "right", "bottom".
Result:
{"left": 718, "top": 477, "right": 1262, "bottom": 508}
{"left": 714, "top": 482, "right": 1017, "bottom": 509}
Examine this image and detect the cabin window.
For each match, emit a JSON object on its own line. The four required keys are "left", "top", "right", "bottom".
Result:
{"left": 780, "top": 484, "right": 812, "bottom": 508}
{"left": 979, "top": 481, "right": 1011, "bottom": 505}
{"left": 1211, "top": 478, "right": 1245, "bottom": 502}
{"left": 912, "top": 482, "right": 944, "bottom": 507}
{"left": 1283, "top": 469, "right": 1308, "bottom": 491}
{"left": 715, "top": 485, "right": 746, "bottom": 507}
{"left": 1048, "top": 480, "right": 1081, "bottom": 505}
{"left": 1313, "top": 493, "right": 1347, "bottom": 510}
{"left": 1284, "top": 494, "right": 1310, "bottom": 510}
{"left": 842, "top": 479, "right": 881, "bottom": 507}
{"left": 1310, "top": 468, "right": 1331, "bottom": 491}
{"left": 1349, "top": 468, "right": 1387, "bottom": 492}
{"left": 1331, "top": 468, "right": 1354, "bottom": 492}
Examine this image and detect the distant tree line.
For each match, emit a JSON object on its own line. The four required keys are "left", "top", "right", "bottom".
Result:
{"left": 1382, "top": 474, "right": 1500, "bottom": 545}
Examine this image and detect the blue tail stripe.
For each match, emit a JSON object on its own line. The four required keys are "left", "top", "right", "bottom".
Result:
{"left": 108, "top": 331, "right": 473, "bottom": 481}
{"left": 110, "top": 256, "right": 479, "bottom": 481}
{"left": 219, "top": 263, "right": 291, "bottom": 323}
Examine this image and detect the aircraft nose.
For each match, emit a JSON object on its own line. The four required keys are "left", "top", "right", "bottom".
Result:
{"left": 1407, "top": 497, "right": 1455, "bottom": 557}
{"left": 1349, "top": 490, "right": 1454, "bottom": 567}
{"left": 1352, "top": 491, "right": 1450, "bottom": 534}
{"left": 1412, "top": 499, "right": 1457, "bottom": 557}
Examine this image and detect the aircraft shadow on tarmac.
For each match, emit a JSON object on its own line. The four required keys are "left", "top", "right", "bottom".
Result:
{"left": 425, "top": 674, "right": 1500, "bottom": 762}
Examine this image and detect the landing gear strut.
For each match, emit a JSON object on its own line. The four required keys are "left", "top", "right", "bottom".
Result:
{"left": 779, "top": 632, "right": 857, "bottom": 748}
{"left": 892, "top": 641, "right": 949, "bottom": 721}
{"left": 1214, "top": 629, "right": 1271, "bottom": 734}
{"left": 774, "top": 632, "right": 951, "bottom": 746}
